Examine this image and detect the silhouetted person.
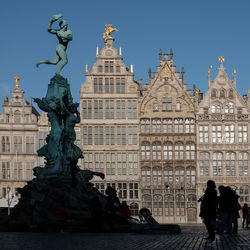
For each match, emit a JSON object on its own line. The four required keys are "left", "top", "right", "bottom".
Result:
{"left": 105, "top": 186, "right": 121, "bottom": 216}
{"left": 231, "top": 190, "right": 241, "bottom": 234}
{"left": 199, "top": 180, "right": 218, "bottom": 241}
{"left": 218, "top": 186, "right": 232, "bottom": 234}
{"left": 242, "top": 203, "right": 248, "bottom": 228}
{"left": 120, "top": 201, "right": 131, "bottom": 219}
{"left": 90, "top": 196, "right": 103, "bottom": 231}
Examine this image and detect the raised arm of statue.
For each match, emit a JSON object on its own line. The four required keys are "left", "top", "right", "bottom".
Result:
{"left": 47, "top": 20, "right": 57, "bottom": 34}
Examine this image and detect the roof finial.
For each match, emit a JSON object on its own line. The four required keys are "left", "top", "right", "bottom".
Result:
{"left": 170, "top": 48, "right": 173, "bottom": 60}
{"left": 96, "top": 46, "right": 99, "bottom": 56}
{"left": 148, "top": 67, "right": 152, "bottom": 80}
{"left": 119, "top": 46, "right": 122, "bottom": 56}
{"left": 130, "top": 64, "right": 133, "bottom": 73}
{"left": 85, "top": 64, "right": 88, "bottom": 73}
{"left": 218, "top": 56, "right": 225, "bottom": 65}
{"left": 181, "top": 67, "right": 184, "bottom": 83}
{"left": 159, "top": 49, "right": 162, "bottom": 61}
{"left": 14, "top": 75, "right": 20, "bottom": 88}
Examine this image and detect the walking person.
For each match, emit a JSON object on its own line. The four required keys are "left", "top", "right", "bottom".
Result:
{"left": 242, "top": 203, "right": 248, "bottom": 228}
{"left": 231, "top": 190, "right": 241, "bottom": 234}
{"left": 199, "top": 180, "right": 218, "bottom": 241}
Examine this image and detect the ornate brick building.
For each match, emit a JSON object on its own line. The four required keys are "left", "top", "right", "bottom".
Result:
{"left": 139, "top": 50, "right": 197, "bottom": 223}
{"left": 196, "top": 58, "right": 250, "bottom": 221}
{"left": 80, "top": 36, "right": 140, "bottom": 215}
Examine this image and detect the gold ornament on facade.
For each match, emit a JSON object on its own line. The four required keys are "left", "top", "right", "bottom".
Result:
{"left": 96, "top": 46, "right": 99, "bottom": 56}
{"left": 218, "top": 56, "right": 225, "bottom": 64}
{"left": 233, "top": 68, "right": 236, "bottom": 76}
{"left": 103, "top": 24, "right": 118, "bottom": 43}
{"left": 14, "top": 75, "right": 20, "bottom": 88}
{"left": 163, "top": 65, "right": 169, "bottom": 78}
{"left": 207, "top": 68, "right": 211, "bottom": 76}
{"left": 85, "top": 64, "right": 88, "bottom": 73}
{"left": 194, "top": 88, "right": 200, "bottom": 96}
{"left": 248, "top": 88, "right": 250, "bottom": 94}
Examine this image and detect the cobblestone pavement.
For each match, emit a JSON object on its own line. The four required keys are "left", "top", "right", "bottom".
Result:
{"left": 1, "top": 226, "right": 250, "bottom": 250}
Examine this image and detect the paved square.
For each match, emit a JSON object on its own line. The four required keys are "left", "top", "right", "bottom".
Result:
{"left": 0, "top": 226, "right": 250, "bottom": 250}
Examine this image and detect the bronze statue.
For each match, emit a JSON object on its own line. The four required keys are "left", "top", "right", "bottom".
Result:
{"left": 36, "top": 14, "right": 72, "bottom": 75}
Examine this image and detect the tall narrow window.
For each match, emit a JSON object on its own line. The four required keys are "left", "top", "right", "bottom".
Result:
{"left": 128, "top": 126, "right": 137, "bottom": 145}
{"left": 225, "top": 152, "right": 236, "bottom": 176}
{"left": 2, "top": 162, "right": 10, "bottom": 179}
{"left": 176, "top": 194, "right": 185, "bottom": 216}
{"left": 175, "top": 168, "right": 185, "bottom": 188}
{"left": 186, "top": 143, "right": 195, "bottom": 160}
{"left": 128, "top": 152, "right": 138, "bottom": 175}
{"left": 83, "top": 126, "right": 92, "bottom": 145}
{"left": 164, "top": 168, "right": 173, "bottom": 188}
{"left": 225, "top": 103, "right": 234, "bottom": 113}
{"left": 104, "top": 61, "right": 114, "bottom": 73}
{"left": 152, "top": 119, "right": 161, "bottom": 133}
{"left": 115, "top": 100, "right": 126, "bottom": 119}
{"left": 105, "top": 78, "right": 114, "bottom": 93}
{"left": 129, "top": 184, "right": 139, "bottom": 199}
{"left": 163, "top": 119, "right": 172, "bottom": 133}
{"left": 186, "top": 167, "right": 196, "bottom": 188}
{"left": 93, "top": 78, "right": 103, "bottom": 93}
{"left": 175, "top": 143, "right": 184, "bottom": 160}
{"left": 200, "top": 152, "right": 210, "bottom": 176}
{"left": 162, "top": 97, "right": 167, "bottom": 111}
{"left": 83, "top": 152, "right": 93, "bottom": 170}
{"left": 14, "top": 136, "right": 22, "bottom": 153}
{"left": 152, "top": 142, "right": 161, "bottom": 160}
{"left": 105, "top": 126, "right": 115, "bottom": 145}
{"left": 239, "top": 152, "right": 248, "bottom": 176}
{"left": 128, "top": 100, "right": 137, "bottom": 119}
{"left": 238, "top": 125, "right": 248, "bottom": 143}
{"left": 142, "top": 167, "right": 151, "bottom": 188}
{"left": 141, "top": 119, "right": 150, "bottom": 133}
{"left": 225, "top": 125, "right": 234, "bottom": 143}
{"left": 141, "top": 142, "right": 150, "bottom": 161}
{"left": 176, "top": 102, "right": 181, "bottom": 111}
{"left": 213, "top": 152, "right": 223, "bottom": 176}
{"left": 163, "top": 142, "right": 173, "bottom": 160}
{"left": 1, "top": 136, "right": 10, "bottom": 153}
{"left": 94, "top": 126, "right": 103, "bottom": 145}
{"left": 167, "top": 98, "right": 172, "bottom": 111}
{"left": 199, "top": 125, "right": 209, "bottom": 143}
{"left": 185, "top": 119, "right": 195, "bottom": 133}
{"left": 152, "top": 167, "right": 162, "bottom": 188}
{"left": 106, "top": 153, "right": 115, "bottom": 175}
{"left": 26, "top": 136, "right": 34, "bottom": 154}
{"left": 95, "top": 153, "right": 104, "bottom": 173}
{"left": 117, "top": 126, "right": 126, "bottom": 145}
{"left": 14, "top": 110, "right": 21, "bottom": 123}
{"left": 174, "top": 119, "right": 183, "bottom": 133}
{"left": 212, "top": 125, "right": 222, "bottom": 143}
{"left": 117, "top": 153, "right": 127, "bottom": 175}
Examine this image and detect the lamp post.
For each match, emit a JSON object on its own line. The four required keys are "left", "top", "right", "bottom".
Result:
{"left": 7, "top": 186, "right": 14, "bottom": 215}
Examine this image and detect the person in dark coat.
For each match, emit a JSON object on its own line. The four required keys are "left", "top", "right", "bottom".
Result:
{"left": 199, "top": 180, "right": 218, "bottom": 241}
{"left": 242, "top": 204, "right": 248, "bottom": 228}
{"left": 231, "top": 190, "right": 241, "bottom": 234}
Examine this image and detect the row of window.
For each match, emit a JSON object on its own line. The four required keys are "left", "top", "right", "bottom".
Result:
{"left": 199, "top": 152, "right": 249, "bottom": 176}
{"left": 142, "top": 194, "right": 196, "bottom": 217}
{"left": 82, "top": 100, "right": 137, "bottom": 119}
{"left": 141, "top": 118, "right": 195, "bottom": 133}
{"left": 96, "top": 61, "right": 122, "bottom": 74}
{"left": 141, "top": 167, "right": 195, "bottom": 189}
{"left": 211, "top": 89, "right": 234, "bottom": 99}
{"left": 83, "top": 152, "right": 138, "bottom": 175}
{"left": 199, "top": 124, "right": 248, "bottom": 143}
{"left": 2, "top": 112, "right": 36, "bottom": 124}
{"left": 141, "top": 141, "right": 195, "bottom": 161}
{"left": 95, "top": 182, "right": 139, "bottom": 200}
{"left": 93, "top": 78, "right": 128, "bottom": 93}
{"left": 1, "top": 136, "right": 35, "bottom": 153}
{"left": 211, "top": 103, "right": 235, "bottom": 114}
{"left": 0, "top": 162, "right": 34, "bottom": 180}
{"left": 83, "top": 126, "right": 137, "bottom": 145}
{"left": 152, "top": 98, "right": 182, "bottom": 112}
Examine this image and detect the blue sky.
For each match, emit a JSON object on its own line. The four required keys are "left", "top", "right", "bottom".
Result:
{"left": 1, "top": 0, "right": 250, "bottom": 113}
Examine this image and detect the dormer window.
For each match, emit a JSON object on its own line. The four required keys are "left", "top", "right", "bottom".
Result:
{"left": 229, "top": 89, "right": 234, "bottom": 99}
{"left": 98, "top": 65, "right": 103, "bottom": 73}
{"left": 104, "top": 61, "right": 114, "bottom": 73}
{"left": 220, "top": 89, "right": 225, "bottom": 98}
{"left": 211, "top": 89, "right": 217, "bottom": 98}
{"left": 176, "top": 102, "right": 181, "bottom": 111}
{"left": 14, "top": 110, "right": 21, "bottom": 123}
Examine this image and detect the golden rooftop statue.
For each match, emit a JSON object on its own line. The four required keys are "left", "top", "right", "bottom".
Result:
{"left": 14, "top": 75, "right": 20, "bottom": 88}
{"left": 103, "top": 24, "right": 118, "bottom": 43}
{"left": 218, "top": 56, "right": 225, "bottom": 64}
{"left": 163, "top": 65, "right": 169, "bottom": 78}
{"left": 194, "top": 88, "right": 200, "bottom": 96}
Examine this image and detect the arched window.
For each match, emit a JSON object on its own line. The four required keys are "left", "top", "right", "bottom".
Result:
{"left": 130, "top": 202, "right": 139, "bottom": 216}
{"left": 153, "top": 195, "right": 163, "bottom": 216}
{"left": 152, "top": 119, "right": 161, "bottom": 133}
{"left": 141, "top": 142, "right": 150, "bottom": 161}
{"left": 142, "top": 195, "right": 152, "bottom": 210}
{"left": 162, "top": 97, "right": 167, "bottom": 111}
{"left": 211, "top": 105, "right": 221, "bottom": 113}
{"left": 164, "top": 194, "right": 174, "bottom": 216}
{"left": 228, "top": 89, "right": 234, "bottom": 99}
{"left": 163, "top": 142, "right": 173, "bottom": 160}
{"left": 239, "top": 186, "right": 249, "bottom": 203}
{"left": 163, "top": 119, "right": 172, "bottom": 133}
{"left": 175, "top": 143, "right": 184, "bottom": 160}
{"left": 186, "top": 167, "right": 196, "bottom": 188}
{"left": 140, "top": 119, "right": 150, "bottom": 133}
{"left": 141, "top": 167, "right": 151, "bottom": 188}
{"left": 164, "top": 167, "right": 173, "bottom": 188}
{"left": 14, "top": 110, "right": 21, "bottom": 123}
{"left": 174, "top": 119, "right": 183, "bottom": 133}
{"left": 176, "top": 194, "right": 185, "bottom": 216}
{"left": 220, "top": 89, "right": 225, "bottom": 98}
{"left": 176, "top": 102, "right": 181, "bottom": 111}
{"left": 152, "top": 142, "right": 161, "bottom": 160}
{"left": 213, "top": 152, "right": 223, "bottom": 176}
{"left": 225, "top": 103, "right": 234, "bottom": 114}
{"left": 200, "top": 152, "right": 210, "bottom": 176}
{"left": 187, "top": 194, "right": 196, "bottom": 203}
{"left": 175, "top": 167, "right": 184, "bottom": 188}
{"left": 239, "top": 152, "right": 248, "bottom": 176}
{"left": 186, "top": 143, "right": 195, "bottom": 160}
{"left": 211, "top": 89, "right": 217, "bottom": 98}
{"left": 185, "top": 118, "right": 195, "bottom": 133}
{"left": 225, "top": 152, "right": 236, "bottom": 176}
{"left": 152, "top": 167, "right": 162, "bottom": 188}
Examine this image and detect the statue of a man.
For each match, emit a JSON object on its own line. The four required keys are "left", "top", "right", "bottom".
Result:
{"left": 36, "top": 14, "right": 72, "bottom": 75}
